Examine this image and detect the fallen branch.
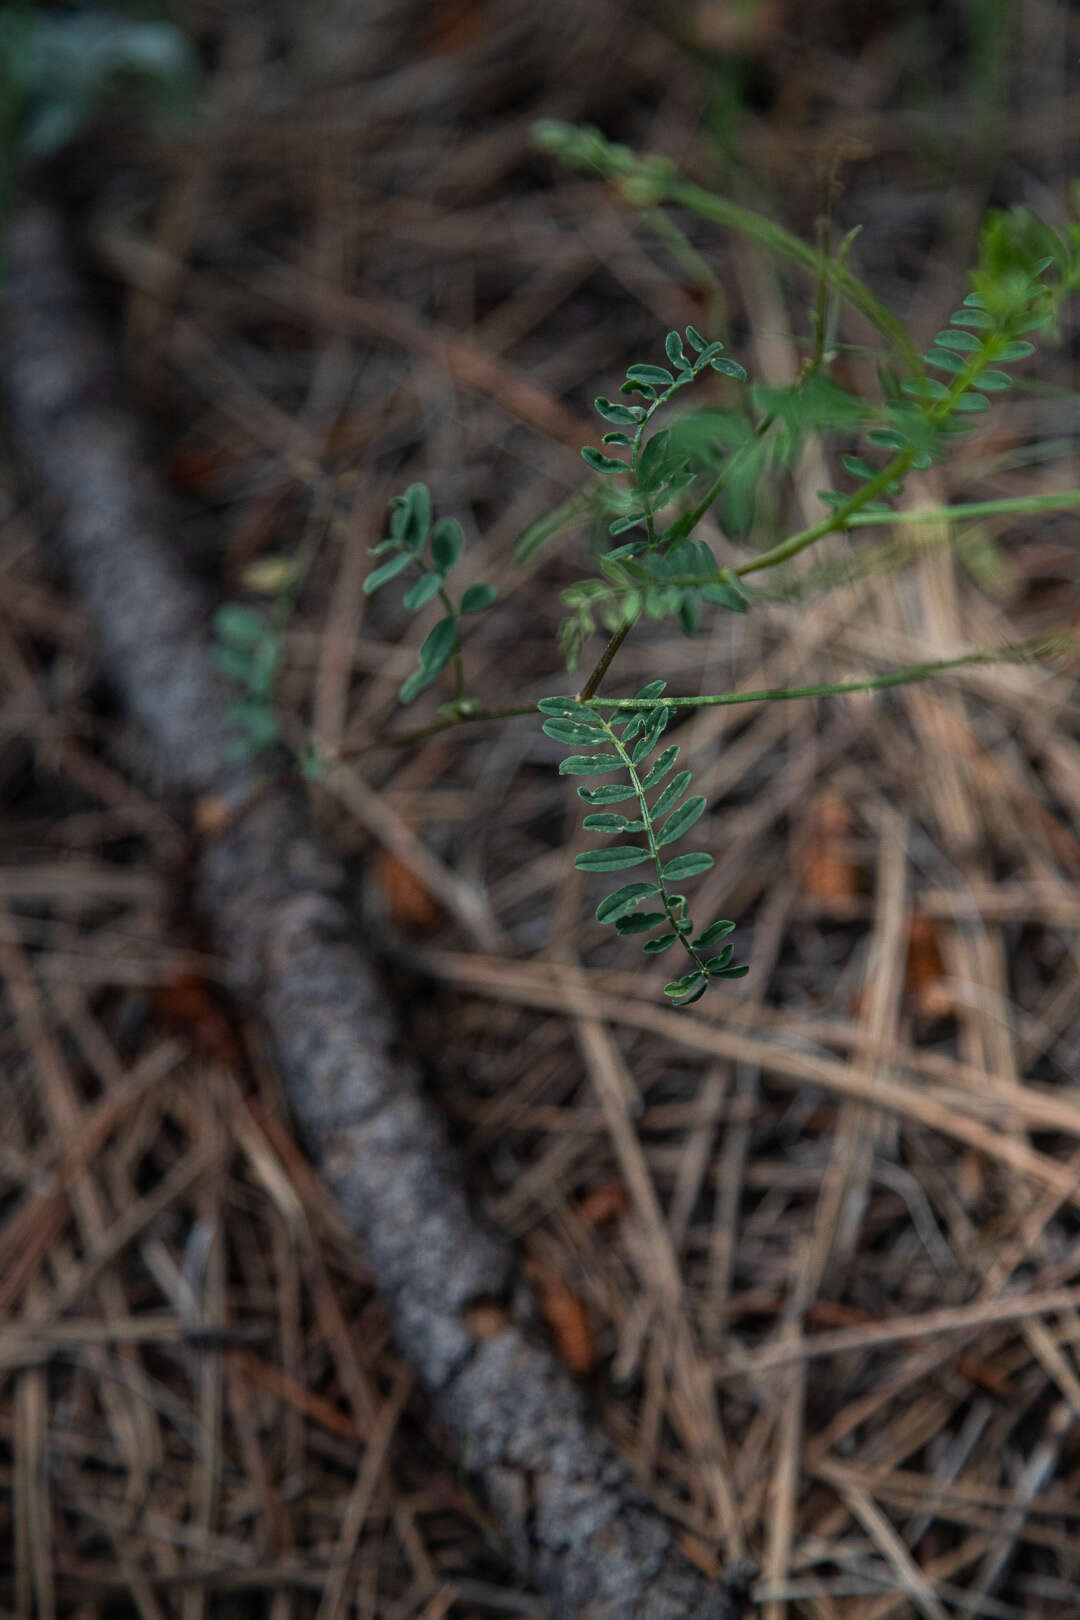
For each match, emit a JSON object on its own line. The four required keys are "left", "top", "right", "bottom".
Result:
{"left": 2, "top": 202, "right": 748, "bottom": 1620}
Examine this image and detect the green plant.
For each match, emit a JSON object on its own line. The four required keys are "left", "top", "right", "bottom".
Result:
{"left": 540, "top": 684, "right": 747, "bottom": 1006}
{"left": 222, "top": 126, "right": 1080, "bottom": 1005}
{"left": 0, "top": 4, "right": 200, "bottom": 266}
{"left": 212, "top": 604, "right": 280, "bottom": 762}
{"left": 0, "top": 5, "right": 198, "bottom": 160}
{"left": 363, "top": 482, "right": 498, "bottom": 707}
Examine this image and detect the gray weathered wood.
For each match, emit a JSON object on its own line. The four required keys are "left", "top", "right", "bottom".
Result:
{"left": 2, "top": 202, "right": 747, "bottom": 1620}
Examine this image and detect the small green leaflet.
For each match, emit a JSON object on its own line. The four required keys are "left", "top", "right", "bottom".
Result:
{"left": 419, "top": 616, "right": 458, "bottom": 673}
{"left": 656, "top": 795, "right": 706, "bottom": 846}
{"left": 626, "top": 363, "right": 674, "bottom": 386}
{"left": 461, "top": 583, "right": 497, "bottom": 613}
{"left": 577, "top": 782, "right": 639, "bottom": 804}
{"left": 575, "top": 846, "right": 650, "bottom": 871}
{"left": 665, "top": 330, "right": 690, "bottom": 371}
{"left": 543, "top": 717, "right": 605, "bottom": 744}
{"left": 632, "top": 706, "right": 671, "bottom": 762}
{"left": 364, "top": 552, "right": 412, "bottom": 593}
{"left": 400, "top": 484, "right": 431, "bottom": 547}
{"left": 615, "top": 911, "right": 666, "bottom": 934}
{"left": 650, "top": 769, "right": 692, "bottom": 815}
{"left": 701, "top": 572, "right": 749, "bottom": 612}
{"left": 640, "top": 746, "right": 679, "bottom": 788}
{"left": 537, "top": 696, "right": 591, "bottom": 716}
{"left": 431, "top": 518, "right": 465, "bottom": 574}
{"left": 594, "top": 397, "right": 642, "bottom": 424}
{"left": 582, "top": 446, "right": 627, "bottom": 474}
{"left": 596, "top": 883, "right": 659, "bottom": 924}
{"left": 560, "top": 753, "right": 622, "bottom": 775}
{"left": 664, "top": 970, "right": 706, "bottom": 999}
{"left": 661, "top": 852, "right": 715, "bottom": 879}
{"left": 403, "top": 572, "right": 442, "bottom": 611}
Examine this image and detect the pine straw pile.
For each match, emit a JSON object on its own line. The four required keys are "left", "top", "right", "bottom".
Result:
{"left": 4, "top": 0, "right": 1080, "bottom": 1616}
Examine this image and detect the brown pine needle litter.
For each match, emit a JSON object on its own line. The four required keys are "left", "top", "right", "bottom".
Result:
{"left": 3, "top": 2, "right": 1080, "bottom": 1618}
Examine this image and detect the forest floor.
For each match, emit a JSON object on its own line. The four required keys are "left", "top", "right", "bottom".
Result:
{"left": 4, "top": 2, "right": 1080, "bottom": 1617}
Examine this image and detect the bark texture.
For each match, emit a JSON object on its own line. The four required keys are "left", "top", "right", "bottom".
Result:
{"left": 2, "top": 202, "right": 747, "bottom": 1620}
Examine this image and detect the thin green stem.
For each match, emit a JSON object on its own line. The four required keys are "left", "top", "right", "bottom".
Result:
{"left": 581, "top": 347, "right": 741, "bottom": 697}
{"left": 578, "top": 614, "right": 638, "bottom": 701}
{"left": 806, "top": 213, "right": 832, "bottom": 380}
{"left": 675, "top": 411, "right": 776, "bottom": 542}
{"left": 600, "top": 714, "right": 706, "bottom": 983}
{"left": 843, "top": 490, "right": 1080, "bottom": 527}
{"left": 639, "top": 206, "right": 726, "bottom": 302}
{"left": 586, "top": 637, "right": 1070, "bottom": 712}
{"left": 734, "top": 330, "right": 1027, "bottom": 579}
{"left": 437, "top": 586, "right": 465, "bottom": 703}
{"left": 638, "top": 205, "right": 726, "bottom": 335}
{"left": 735, "top": 449, "right": 913, "bottom": 576}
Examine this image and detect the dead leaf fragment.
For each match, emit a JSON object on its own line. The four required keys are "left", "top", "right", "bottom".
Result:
{"left": 577, "top": 1182, "right": 631, "bottom": 1227}
{"left": 527, "top": 1265, "right": 593, "bottom": 1376}
{"left": 905, "top": 914, "right": 950, "bottom": 1018}
{"left": 372, "top": 849, "right": 444, "bottom": 936}
{"left": 796, "top": 789, "right": 860, "bottom": 905}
